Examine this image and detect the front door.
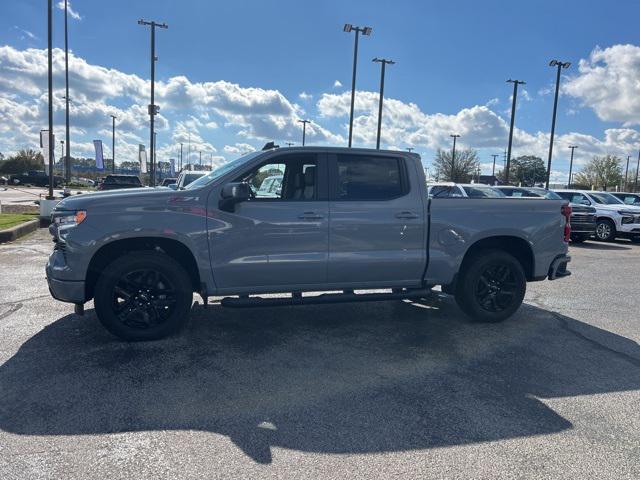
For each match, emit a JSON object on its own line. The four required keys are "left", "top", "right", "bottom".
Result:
{"left": 209, "top": 152, "right": 329, "bottom": 293}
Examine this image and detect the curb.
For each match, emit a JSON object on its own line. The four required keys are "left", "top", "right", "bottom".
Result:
{"left": 0, "top": 219, "right": 40, "bottom": 244}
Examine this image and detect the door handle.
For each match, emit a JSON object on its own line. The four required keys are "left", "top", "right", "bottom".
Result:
{"left": 395, "top": 211, "right": 419, "bottom": 219}
{"left": 298, "top": 211, "right": 324, "bottom": 220}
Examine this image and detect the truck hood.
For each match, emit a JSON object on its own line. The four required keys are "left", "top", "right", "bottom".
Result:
{"left": 54, "top": 187, "right": 180, "bottom": 211}
{"left": 592, "top": 203, "right": 640, "bottom": 213}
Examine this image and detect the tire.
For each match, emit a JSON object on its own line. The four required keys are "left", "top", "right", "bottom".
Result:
{"left": 570, "top": 235, "right": 588, "bottom": 244}
{"left": 454, "top": 249, "right": 526, "bottom": 323}
{"left": 631, "top": 236, "right": 640, "bottom": 244}
{"left": 94, "top": 251, "right": 193, "bottom": 341}
{"left": 595, "top": 219, "right": 616, "bottom": 242}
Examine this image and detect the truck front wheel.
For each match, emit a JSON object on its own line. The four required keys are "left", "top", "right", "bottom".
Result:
{"left": 454, "top": 250, "right": 526, "bottom": 323}
{"left": 93, "top": 251, "right": 193, "bottom": 341}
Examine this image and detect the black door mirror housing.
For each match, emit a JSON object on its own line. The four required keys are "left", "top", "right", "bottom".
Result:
{"left": 219, "top": 182, "right": 252, "bottom": 212}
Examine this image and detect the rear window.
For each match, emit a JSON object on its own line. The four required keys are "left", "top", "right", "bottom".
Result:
{"left": 335, "top": 155, "right": 404, "bottom": 200}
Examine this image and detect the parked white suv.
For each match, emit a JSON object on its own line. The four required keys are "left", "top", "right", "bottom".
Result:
{"left": 555, "top": 190, "right": 640, "bottom": 243}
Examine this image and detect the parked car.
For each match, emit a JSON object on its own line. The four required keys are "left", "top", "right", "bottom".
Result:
{"left": 497, "top": 187, "right": 597, "bottom": 243}
{"left": 47, "top": 147, "right": 571, "bottom": 341}
{"left": 96, "top": 174, "right": 143, "bottom": 191}
{"left": 161, "top": 177, "right": 177, "bottom": 187}
{"left": 428, "top": 182, "right": 506, "bottom": 198}
{"left": 611, "top": 192, "right": 640, "bottom": 206}
{"left": 555, "top": 190, "right": 640, "bottom": 243}
{"left": 9, "top": 170, "right": 64, "bottom": 187}
{"left": 175, "top": 170, "right": 208, "bottom": 189}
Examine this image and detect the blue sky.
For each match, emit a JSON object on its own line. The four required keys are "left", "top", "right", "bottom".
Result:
{"left": 2, "top": 0, "right": 640, "bottom": 181}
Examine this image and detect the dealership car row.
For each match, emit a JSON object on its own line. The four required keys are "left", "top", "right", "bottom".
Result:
{"left": 428, "top": 182, "right": 640, "bottom": 244}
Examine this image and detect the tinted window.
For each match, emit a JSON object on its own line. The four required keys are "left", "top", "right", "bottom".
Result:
{"left": 336, "top": 156, "right": 403, "bottom": 200}
{"left": 589, "top": 192, "right": 623, "bottom": 205}
{"left": 104, "top": 175, "right": 141, "bottom": 185}
{"left": 557, "top": 192, "right": 590, "bottom": 205}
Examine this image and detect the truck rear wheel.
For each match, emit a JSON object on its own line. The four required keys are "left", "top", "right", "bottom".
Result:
{"left": 93, "top": 251, "right": 193, "bottom": 341}
{"left": 454, "top": 250, "right": 526, "bottom": 323}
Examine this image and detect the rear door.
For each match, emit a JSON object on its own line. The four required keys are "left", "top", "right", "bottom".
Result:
{"left": 327, "top": 153, "right": 426, "bottom": 287}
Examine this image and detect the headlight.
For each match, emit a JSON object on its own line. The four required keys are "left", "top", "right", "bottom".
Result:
{"left": 54, "top": 210, "right": 87, "bottom": 227}
{"left": 618, "top": 210, "right": 638, "bottom": 215}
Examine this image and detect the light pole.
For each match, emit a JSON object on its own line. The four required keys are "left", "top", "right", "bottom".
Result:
{"left": 624, "top": 155, "right": 631, "bottom": 191}
{"left": 546, "top": 60, "right": 571, "bottom": 189}
{"left": 60, "top": 140, "right": 64, "bottom": 174}
{"left": 450, "top": 134, "right": 460, "bottom": 181}
{"left": 110, "top": 114, "right": 117, "bottom": 173}
{"left": 406, "top": 147, "right": 414, "bottom": 152}
{"left": 343, "top": 24, "right": 372, "bottom": 148}
{"left": 372, "top": 57, "right": 395, "bottom": 150}
{"left": 46, "top": 0, "right": 54, "bottom": 199}
{"left": 635, "top": 149, "right": 640, "bottom": 192}
{"left": 506, "top": 79, "right": 525, "bottom": 184}
{"left": 492, "top": 154, "right": 499, "bottom": 176}
{"left": 138, "top": 18, "right": 168, "bottom": 186}
{"left": 567, "top": 145, "right": 577, "bottom": 188}
{"left": 298, "top": 119, "right": 310, "bottom": 146}
{"left": 285, "top": 142, "right": 294, "bottom": 147}
{"left": 63, "top": 0, "right": 71, "bottom": 183}
{"left": 179, "top": 142, "right": 183, "bottom": 171}
{"left": 187, "top": 132, "right": 191, "bottom": 169}
{"left": 199, "top": 150, "right": 202, "bottom": 166}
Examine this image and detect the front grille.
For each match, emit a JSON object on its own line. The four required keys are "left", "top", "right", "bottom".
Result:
{"left": 572, "top": 214, "right": 596, "bottom": 223}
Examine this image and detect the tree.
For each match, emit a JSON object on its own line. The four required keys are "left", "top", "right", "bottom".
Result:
{"left": 0, "top": 149, "right": 44, "bottom": 174}
{"left": 574, "top": 155, "right": 623, "bottom": 191}
{"left": 432, "top": 148, "right": 480, "bottom": 182}
{"left": 497, "top": 155, "right": 547, "bottom": 186}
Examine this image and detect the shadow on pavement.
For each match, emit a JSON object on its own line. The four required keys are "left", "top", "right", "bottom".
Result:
{"left": 0, "top": 295, "right": 638, "bottom": 464}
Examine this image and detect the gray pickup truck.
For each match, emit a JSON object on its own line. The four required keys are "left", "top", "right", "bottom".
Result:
{"left": 46, "top": 147, "right": 571, "bottom": 341}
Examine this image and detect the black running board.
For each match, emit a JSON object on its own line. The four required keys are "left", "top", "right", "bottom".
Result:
{"left": 219, "top": 289, "right": 433, "bottom": 308}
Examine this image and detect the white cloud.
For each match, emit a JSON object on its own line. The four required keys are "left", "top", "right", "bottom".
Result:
{"left": 298, "top": 91, "right": 312, "bottom": 101}
{"left": 333, "top": 80, "right": 343, "bottom": 88}
{"left": 56, "top": 1, "right": 82, "bottom": 20}
{"left": 223, "top": 143, "right": 256, "bottom": 155}
{"left": 564, "top": 44, "right": 640, "bottom": 126}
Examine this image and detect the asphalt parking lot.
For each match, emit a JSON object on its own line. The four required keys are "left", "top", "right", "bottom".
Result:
{"left": 0, "top": 229, "right": 638, "bottom": 479}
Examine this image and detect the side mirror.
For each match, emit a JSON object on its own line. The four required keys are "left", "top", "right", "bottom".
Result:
{"left": 219, "top": 182, "right": 252, "bottom": 212}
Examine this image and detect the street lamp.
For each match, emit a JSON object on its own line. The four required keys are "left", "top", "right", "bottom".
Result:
{"left": 138, "top": 18, "right": 168, "bottom": 186}
{"left": 492, "top": 154, "right": 499, "bottom": 176}
{"left": 505, "top": 79, "right": 526, "bottom": 184}
{"left": 546, "top": 60, "right": 571, "bottom": 189}
{"left": 46, "top": 0, "right": 54, "bottom": 199}
{"left": 298, "top": 119, "right": 310, "bottom": 146}
{"left": 179, "top": 142, "right": 183, "bottom": 171}
{"left": 372, "top": 57, "right": 395, "bottom": 150}
{"left": 109, "top": 114, "right": 117, "bottom": 173}
{"left": 624, "top": 155, "right": 631, "bottom": 191}
{"left": 343, "top": 23, "right": 372, "bottom": 148}
{"left": 406, "top": 147, "right": 414, "bottom": 152}
{"left": 60, "top": 140, "right": 64, "bottom": 174}
{"left": 635, "top": 149, "right": 640, "bottom": 192}
{"left": 63, "top": 0, "right": 71, "bottom": 183}
{"left": 450, "top": 134, "right": 460, "bottom": 181}
{"left": 567, "top": 145, "right": 578, "bottom": 188}
{"left": 285, "top": 142, "right": 295, "bottom": 147}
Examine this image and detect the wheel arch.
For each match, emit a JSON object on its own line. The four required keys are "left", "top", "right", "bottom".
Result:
{"left": 85, "top": 237, "right": 201, "bottom": 300}
{"left": 458, "top": 235, "right": 535, "bottom": 283}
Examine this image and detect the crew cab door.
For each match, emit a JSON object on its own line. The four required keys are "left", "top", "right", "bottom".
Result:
{"left": 208, "top": 152, "right": 329, "bottom": 292}
{"left": 327, "top": 153, "right": 426, "bottom": 286}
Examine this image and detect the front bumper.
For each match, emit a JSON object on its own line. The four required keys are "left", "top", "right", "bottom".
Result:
{"left": 548, "top": 254, "right": 571, "bottom": 280}
{"left": 46, "top": 274, "right": 86, "bottom": 304}
{"left": 571, "top": 221, "right": 596, "bottom": 234}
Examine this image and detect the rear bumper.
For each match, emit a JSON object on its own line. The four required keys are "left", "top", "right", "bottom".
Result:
{"left": 548, "top": 254, "right": 571, "bottom": 280}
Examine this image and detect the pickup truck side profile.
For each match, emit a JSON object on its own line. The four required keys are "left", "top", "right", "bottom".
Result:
{"left": 47, "top": 147, "right": 571, "bottom": 341}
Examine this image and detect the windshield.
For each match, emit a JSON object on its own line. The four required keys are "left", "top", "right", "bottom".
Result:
{"left": 618, "top": 194, "right": 640, "bottom": 205}
{"left": 462, "top": 186, "right": 506, "bottom": 198}
{"left": 589, "top": 192, "right": 624, "bottom": 205}
{"left": 525, "top": 188, "right": 562, "bottom": 199}
{"left": 184, "top": 151, "right": 262, "bottom": 190}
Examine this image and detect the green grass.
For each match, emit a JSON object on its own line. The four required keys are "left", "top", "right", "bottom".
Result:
{"left": 0, "top": 213, "right": 39, "bottom": 230}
